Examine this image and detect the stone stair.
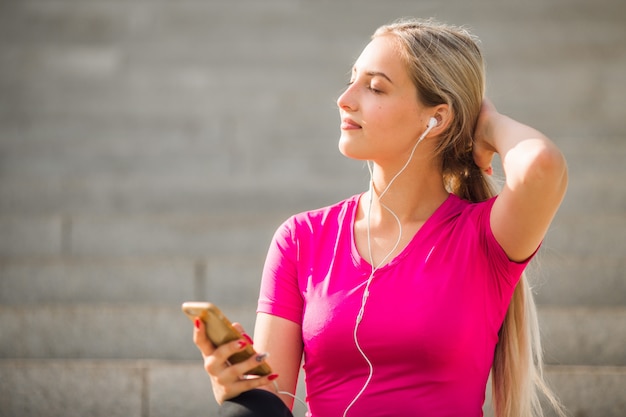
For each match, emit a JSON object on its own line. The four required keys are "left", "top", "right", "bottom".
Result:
{"left": 1, "top": 1, "right": 625, "bottom": 416}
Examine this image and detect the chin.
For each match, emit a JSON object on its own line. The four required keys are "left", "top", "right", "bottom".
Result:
{"left": 338, "top": 143, "right": 368, "bottom": 161}
{"left": 338, "top": 138, "right": 357, "bottom": 159}
{"left": 338, "top": 133, "right": 375, "bottom": 162}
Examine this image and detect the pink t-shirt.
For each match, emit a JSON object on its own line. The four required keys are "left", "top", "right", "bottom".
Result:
{"left": 258, "top": 193, "right": 532, "bottom": 417}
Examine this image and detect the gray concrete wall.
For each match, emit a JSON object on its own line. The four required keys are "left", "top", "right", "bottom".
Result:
{"left": 1, "top": 0, "right": 625, "bottom": 416}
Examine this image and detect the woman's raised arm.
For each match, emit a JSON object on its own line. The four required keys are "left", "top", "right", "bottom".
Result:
{"left": 473, "top": 100, "right": 568, "bottom": 262}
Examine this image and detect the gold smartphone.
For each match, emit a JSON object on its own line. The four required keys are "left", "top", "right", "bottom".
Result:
{"left": 182, "top": 301, "right": 271, "bottom": 376}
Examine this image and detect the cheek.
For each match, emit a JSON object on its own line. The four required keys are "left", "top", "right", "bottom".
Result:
{"left": 373, "top": 105, "right": 419, "bottom": 138}
{"left": 368, "top": 105, "right": 396, "bottom": 130}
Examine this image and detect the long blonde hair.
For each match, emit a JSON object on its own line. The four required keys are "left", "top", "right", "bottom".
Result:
{"left": 373, "top": 18, "right": 564, "bottom": 417}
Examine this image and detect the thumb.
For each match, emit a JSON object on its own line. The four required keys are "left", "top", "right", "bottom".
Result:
{"left": 193, "top": 317, "right": 216, "bottom": 357}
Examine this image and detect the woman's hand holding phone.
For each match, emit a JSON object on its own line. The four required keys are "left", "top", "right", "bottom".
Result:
{"left": 186, "top": 302, "right": 278, "bottom": 404}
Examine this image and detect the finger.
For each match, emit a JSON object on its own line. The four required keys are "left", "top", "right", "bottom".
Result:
{"left": 205, "top": 339, "right": 250, "bottom": 377}
{"left": 193, "top": 317, "right": 216, "bottom": 357}
{"left": 219, "top": 353, "right": 278, "bottom": 391}
{"left": 231, "top": 372, "right": 280, "bottom": 394}
{"left": 472, "top": 153, "right": 492, "bottom": 172}
{"left": 231, "top": 322, "right": 254, "bottom": 345}
{"left": 215, "top": 371, "right": 280, "bottom": 403}
{"left": 232, "top": 322, "right": 245, "bottom": 333}
{"left": 228, "top": 351, "right": 271, "bottom": 378}
{"left": 472, "top": 141, "right": 494, "bottom": 171}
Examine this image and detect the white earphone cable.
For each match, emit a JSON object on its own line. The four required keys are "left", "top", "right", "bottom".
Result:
{"left": 275, "top": 120, "right": 437, "bottom": 417}
{"left": 342, "top": 120, "right": 436, "bottom": 417}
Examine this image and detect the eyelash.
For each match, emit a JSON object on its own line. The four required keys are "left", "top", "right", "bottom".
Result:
{"left": 346, "top": 81, "right": 383, "bottom": 94}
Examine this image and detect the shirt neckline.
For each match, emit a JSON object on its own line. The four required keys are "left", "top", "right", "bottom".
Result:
{"left": 349, "top": 192, "right": 456, "bottom": 273}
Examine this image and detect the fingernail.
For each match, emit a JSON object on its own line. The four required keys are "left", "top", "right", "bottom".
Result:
{"left": 255, "top": 352, "right": 269, "bottom": 362}
{"left": 268, "top": 374, "right": 279, "bottom": 381}
{"left": 237, "top": 340, "right": 248, "bottom": 349}
{"left": 194, "top": 319, "right": 200, "bottom": 329}
{"left": 242, "top": 332, "right": 254, "bottom": 345}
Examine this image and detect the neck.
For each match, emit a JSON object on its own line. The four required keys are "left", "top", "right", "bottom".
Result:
{"left": 366, "top": 159, "right": 449, "bottom": 224}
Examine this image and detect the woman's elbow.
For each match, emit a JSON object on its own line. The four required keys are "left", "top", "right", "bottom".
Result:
{"left": 505, "top": 139, "right": 569, "bottom": 197}
{"left": 534, "top": 143, "right": 568, "bottom": 195}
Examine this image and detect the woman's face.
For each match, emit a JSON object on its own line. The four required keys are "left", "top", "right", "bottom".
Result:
{"left": 337, "top": 35, "right": 431, "bottom": 164}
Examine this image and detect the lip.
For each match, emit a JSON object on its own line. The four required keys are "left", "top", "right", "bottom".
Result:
{"left": 341, "top": 117, "right": 362, "bottom": 130}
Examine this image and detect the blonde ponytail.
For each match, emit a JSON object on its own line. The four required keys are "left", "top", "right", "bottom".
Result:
{"left": 493, "top": 274, "right": 566, "bottom": 417}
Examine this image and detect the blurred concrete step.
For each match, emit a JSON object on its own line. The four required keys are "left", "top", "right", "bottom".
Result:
{"left": 0, "top": 357, "right": 305, "bottom": 417}
{"left": 0, "top": 213, "right": 286, "bottom": 258}
{"left": 0, "top": 255, "right": 265, "bottom": 307}
{"left": 0, "top": 58, "right": 344, "bottom": 121}
{"left": 1, "top": 252, "right": 623, "bottom": 308}
{"left": 0, "top": 119, "right": 351, "bottom": 184}
{"left": 8, "top": 0, "right": 621, "bottom": 78}
{"left": 0, "top": 359, "right": 624, "bottom": 417}
{"left": 530, "top": 254, "right": 626, "bottom": 307}
{"left": 2, "top": 138, "right": 625, "bottom": 216}
{"left": 1, "top": 2, "right": 625, "bottom": 138}
{"left": 540, "top": 365, "right": 626, "bottom": 417}
{"left": 0, "top": 359, "right": 220, "bottom": 417}
{"left": 485, "top": 366, "right": 626, "bottom": 417}
{"left": 0, "top": 256, "right": 199, "bottom": 305}
{"left": 544, "top": 214, "right": 626, "bottom": 257}
{"left": 558, "top": 176, "right": 626, "bottom": 217}
{"left": 1, "top": 305, "right": 624, "bottom": 366}
{"left": 0, "top": 1, "right": 353, "bottom": 68}
{"left": 540, "top": 307, "right": 626, "bottom": 366}
{"left": 2, "top": 211, "right": 619, "bottom": 259}
{"left": 555, "top": 136, "right": 626, "bottom": 167}
{"left": 554, "top": 136, "right": 626, "bottom": 216}
{"left": 0, "top": 159, "right": 626, "bottom": 219}
{"left": 0, "top": 177, "right": 362, "bottom": 216}
{"left": 0, "top": 304, "right": 257, "bottom": 361}
{"left": 3, "top": 128, "right": 622, "bottom": 181}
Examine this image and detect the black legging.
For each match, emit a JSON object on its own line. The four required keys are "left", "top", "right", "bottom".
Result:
{"left": 219, "top": 389, "right": 295, "bottom": 417}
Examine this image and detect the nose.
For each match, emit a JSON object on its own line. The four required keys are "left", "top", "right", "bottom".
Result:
{"left": 337, "top": 84, "right": 357, "bottom": 111}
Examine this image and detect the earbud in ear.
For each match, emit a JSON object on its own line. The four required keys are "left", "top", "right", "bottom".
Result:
{"left": 428, "top": 117, "right": 438, "bottom": 129}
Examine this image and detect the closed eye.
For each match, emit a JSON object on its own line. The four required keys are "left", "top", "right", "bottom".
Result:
{"left": 346, "top": 80, "right": 384, "bottom": 94}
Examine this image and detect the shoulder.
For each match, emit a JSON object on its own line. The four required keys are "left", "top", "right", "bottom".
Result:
{"left": 286, "top": 194, "right": 361, "bottom": 232}
{"left": 425, "top": 194, "right": 499, "bottom": 248}
{"left": 269, "top": 194, "right": 360, "bottom": 248}
{"left": 437, "top": 193, "right": 497, "bottom": 224}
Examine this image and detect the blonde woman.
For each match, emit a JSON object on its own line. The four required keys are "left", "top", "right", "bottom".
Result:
{"left": 192, "top": 18, "right": 568, "bottom": 417}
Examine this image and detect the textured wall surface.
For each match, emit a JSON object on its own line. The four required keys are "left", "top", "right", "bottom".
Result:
{"left": 1, "top": 1, "right": 625, "bottom": 416}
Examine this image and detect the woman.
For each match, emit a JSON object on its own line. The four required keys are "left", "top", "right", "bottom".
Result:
{"left": 193, "top": 18, "right": 568, "bottom": 417}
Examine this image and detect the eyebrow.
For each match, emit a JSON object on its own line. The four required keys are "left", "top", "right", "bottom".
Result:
{"left": 352, "top": 68, "right": 394, "bottom": 85}
{"left": 366, "top": 71, "right": 394, "bottom": 84}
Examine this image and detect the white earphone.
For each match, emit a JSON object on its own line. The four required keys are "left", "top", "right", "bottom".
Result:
{"left": 428, "top": 116, "right": 438, "bottom": 129}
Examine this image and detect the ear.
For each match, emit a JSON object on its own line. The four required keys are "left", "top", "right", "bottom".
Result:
{"left": 427, "top": 104, "right": 452, "bottom": 136}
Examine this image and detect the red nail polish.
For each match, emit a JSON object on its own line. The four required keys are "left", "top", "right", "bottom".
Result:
{"left": 194, "top": 319, "right": 200, "bottom": 329}
{"left": 242, "top": 333, "right": 254, "bottom": 345}
{"left": 268, "top": 374, "right": 279, "bottom": 381}
{"left": 237, "top": 340, "right": 247, "bottom": 349}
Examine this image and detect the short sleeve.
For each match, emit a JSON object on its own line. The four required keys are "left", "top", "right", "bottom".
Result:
{"left": 477, "top": 196, "right": 539, "bottom": 288}
{"left": 257, "top": 217, "right": 304, "bottom": 324}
